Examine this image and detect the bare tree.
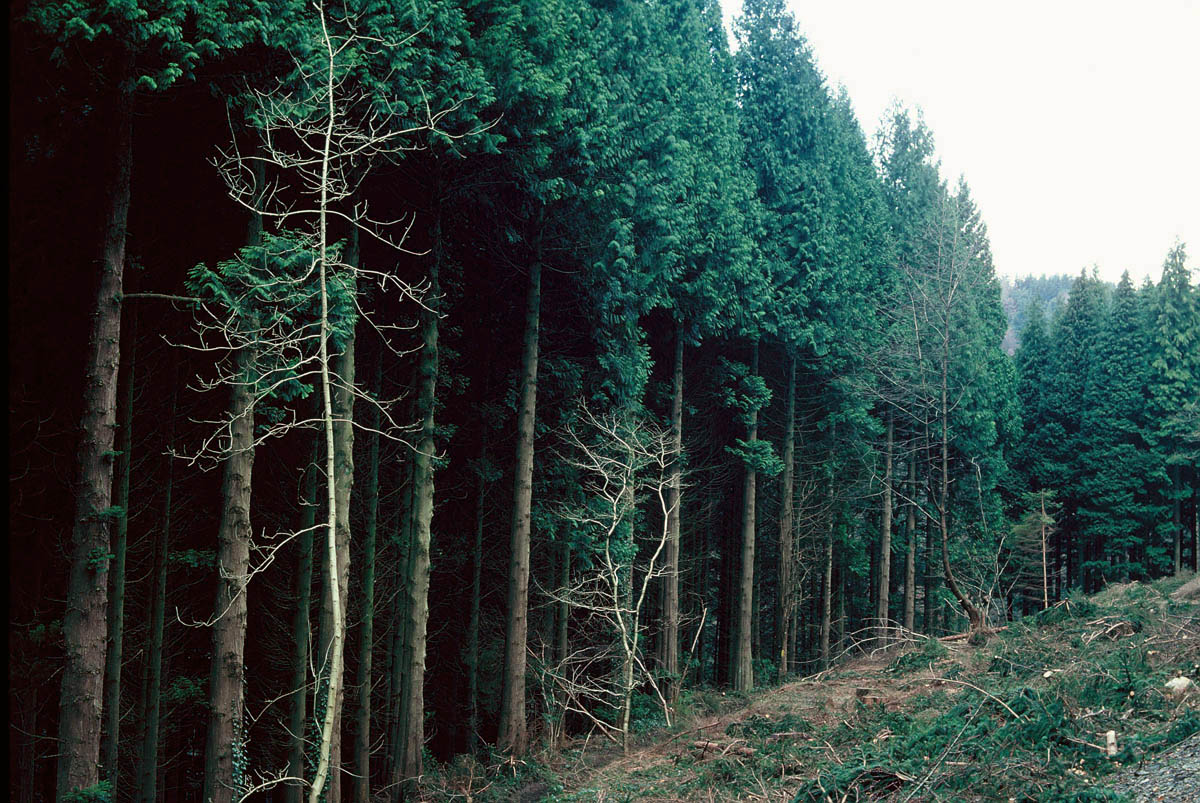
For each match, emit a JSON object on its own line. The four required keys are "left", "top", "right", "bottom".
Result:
{"left": 539, "top": 405, "right": 679, "bottom": 753}
{"left": 856, "top": 182, "right": 1001, "bottom": 636}
{"left": 179, "top": 4, "right": 482, "bottom": 800}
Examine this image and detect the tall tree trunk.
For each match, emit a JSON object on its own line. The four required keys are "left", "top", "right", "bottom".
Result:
{"left": 820, "top": 525, "right": 833, "bottom": 671}
{"left": 869, "top": 522, "right": 879, "bottom": 629}
{"left": 315, "top": 239, "right": 358, "bottom": 803}
{"left": 498, "top": 259, "right": 541, "bottom": 754}
{"left": 776, "top": 356, "right": 796, "bottom": 682}
{"left": 101, "top": 307, "right": 136, "bottom": 790}
{"left": 717, "top": 495, "right": 734, "bottom": 686}
{"left": 876, "top": 413, "right": 894, "bottom": 643}
{"left": 619, "top": 572, "right": 636, "bottom": 755}
{"left": 752, "top": 579, "right": 761, "bottom": 662}
{"left": 1053, "top": 525, "right": 1063, "bottom": 602}
{"left": 938, "top": 352, "right": 982, "bottom": 631}
{"left": 924, "top": 501, "right": 937, "bottom": 634}
{"left": 202, "top": 153, "right": 267, "bottom": 803}
{"left": 386, "top": 459, "right": 414, "bottom": 783}
{"left": 1172, "top": 465, "right": 1183, "bottom": 575}
{"left": 393, "top": 238, "right": 440, "bottom": 798}
{"left": 135, "top": 372, "right": 174, "bottom": 803}
{"left": 353, "top": 349, "right": 381, "bottom": 803}
{"left": 835, "top": 554, "right": 845, "bottom": 652}
{"left": 549, "top": 540, "right": 571, "bottom": 751}
{"left": 466, "top": 442, "right": 486, "bottom": 756}
{"left": 1193, "top": 484, "right": 1198, "bottom": 573}
{"left": 658, "top": 325, "right": 684, "bottom": 701}
{"left": 698, "top": 495, "right": 715, "bottom": 684}
{"left": 1040, "top": 491, "right": 1050, "bottom": 610}
{"left": 556, "top": 542, "right": 570, "bottom": 665}
{"left": 57, "top": 76, "right": 133, "bottom": 802}
{"left": 201, "top": 343, "right": 256, "bottom": 803}
{"left": 16, "top": 685, "right": 37, "bottom": 803}
{"left": 733, "top": 342, "right": 760, "bottom": 692}
{"left": 286, "top": 435, "right": 319, "bottom": 803}
{"left": 903, "top": 459, "right": 917, "bottom": 633}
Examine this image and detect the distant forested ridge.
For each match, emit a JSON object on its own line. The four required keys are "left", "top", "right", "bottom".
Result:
{"left": 9, "top": 1, "right": 1198, "bottom": 801}
{"left": 1000, "top": 273, "right": 1078, "bottom": 352}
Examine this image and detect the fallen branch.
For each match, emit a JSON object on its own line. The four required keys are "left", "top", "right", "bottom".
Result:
{"left": 940, "top": 626, "right": 1007, "bottom": 643}
{"left": 691, "top": 740, "right": 756, "bottom": 758}
{"left": 1084, "top": 621, "right": 1134, "bottom": 645}
{"left": 765, "top": 731, "right": 809, "bottom": 742}
{"left": 932, "top": 677, "right": 1023, "bottom": 721}
{"left": 657, "top": 719, "right": 722, "bottom": 750}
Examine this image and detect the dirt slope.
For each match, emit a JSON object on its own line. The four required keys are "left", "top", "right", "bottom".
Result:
{"left": 541, "top": 577, "right": 1200, "bottom": 803}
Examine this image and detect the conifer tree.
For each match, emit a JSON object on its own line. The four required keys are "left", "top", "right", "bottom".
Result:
{"left": 1077, "top": 273, "right": 1158, "bottom": 583}
{"left": 1045, "top": 270, "right": 1107, "bottom": 591}
{"left": 24, "top": 3, "right": 261, "bottom": 794}
{"left": 1013, "top": 300, "right": 1055, "bottom": 493}
{"left": 1148, "top": 243, "right": 1199, "bottom": 574}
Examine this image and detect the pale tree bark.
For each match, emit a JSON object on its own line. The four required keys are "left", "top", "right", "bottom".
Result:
{"left": 309, "top": 216, "right": 357, "bottom": 802}
{"left": 876, "top": 413, "right": 894, "bottom": 643}
{"left": 545, "top": 539, "right": 570, "bottom": 752}
{"left": 903, "top": 459, "right": 917, "bottom": 633}
{"left": 57, "top": 71, "right": 132, "bottom": 802}
{"left": 541, "top": 408, "right": 677, "bottom": 753}
{"left": 498, "top": 259, "right": 541, "bottom": 754}
{"left": 776, "top": 356, "right": 796, "bottom": 682}
{"left": 392, "top": 236, "right": 440, "bottom": 798}
{"left": 733, "top": 342, "right": 760, "bottom": 692}
{"left": 102, "top": 307, "right": 136, "bottom": 790}
{"left": 657, "top": 325, "right": 684, "bottom": 701}
{"left": 285, "top": 435, "right": 319, "bottom": 803}
{"left": 315, "top": 325, "right": 356, "bottom": 802}
{"left": 353, "top": 349, "right": 382, "bottom": 803}
{"left": 135, "top": 372, "right": 175, "bottom": 803}
{"left": 619, "top": 564, "right": 636, "bottom": 754}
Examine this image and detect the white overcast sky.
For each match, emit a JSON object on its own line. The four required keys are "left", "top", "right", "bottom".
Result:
{"left": 719, "top": 0, "right": 1200, "bottom": 284}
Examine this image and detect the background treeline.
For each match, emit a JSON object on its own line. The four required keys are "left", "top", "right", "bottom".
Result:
{"left": 1000, "top": 273, "right": 1075, "bottom": 353}
{"left": 1013, "top": 254, "right": 1200, "bottom": 600}
{"left": 7, "top": 0, "right": 1198, "bottom": 801}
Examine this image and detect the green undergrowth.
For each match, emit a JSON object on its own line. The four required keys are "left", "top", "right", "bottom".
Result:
{"left": 428, "top": 577, "right": 1199, "bottom": 802}
{"left": 791, "top": 578, "right": 1199, "bottom": 802}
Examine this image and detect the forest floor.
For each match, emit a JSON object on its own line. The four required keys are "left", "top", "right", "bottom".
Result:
{"left": 433, "top": 574, "right": 1200, "bottom": 802}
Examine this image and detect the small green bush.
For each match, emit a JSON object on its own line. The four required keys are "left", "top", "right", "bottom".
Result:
{"left": 628, "top": 691, "right": 666, "bottom": 734}
{"left": 888, "top": 637, "right": 949, "bottom": 674}
{"left": 62, "top": 782, "right": 112, "bottom": 803}
{"left": 725, "top": 712, "right": 813, "bottom": 739}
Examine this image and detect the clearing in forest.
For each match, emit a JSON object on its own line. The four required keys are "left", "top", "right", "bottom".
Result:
{"left": 440, "top": 575, "right": 1200, "bottom": 802}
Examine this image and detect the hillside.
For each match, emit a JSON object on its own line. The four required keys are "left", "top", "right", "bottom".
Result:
{"left": 11, "top": 1, "right": 1196, "bottom": 798}
{"left": 444, "top": 576, "right": 1199, "bottom": 802}
{"left": 1000, "top": 273, "right": 1076, "bottom": 352}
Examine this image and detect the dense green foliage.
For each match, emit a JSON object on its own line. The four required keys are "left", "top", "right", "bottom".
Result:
{"left": 1013, "top": 255, "right": 1199, "bottom": 598}
{"left": 9, "top": 0, "right": 1197, "bottom": 800}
